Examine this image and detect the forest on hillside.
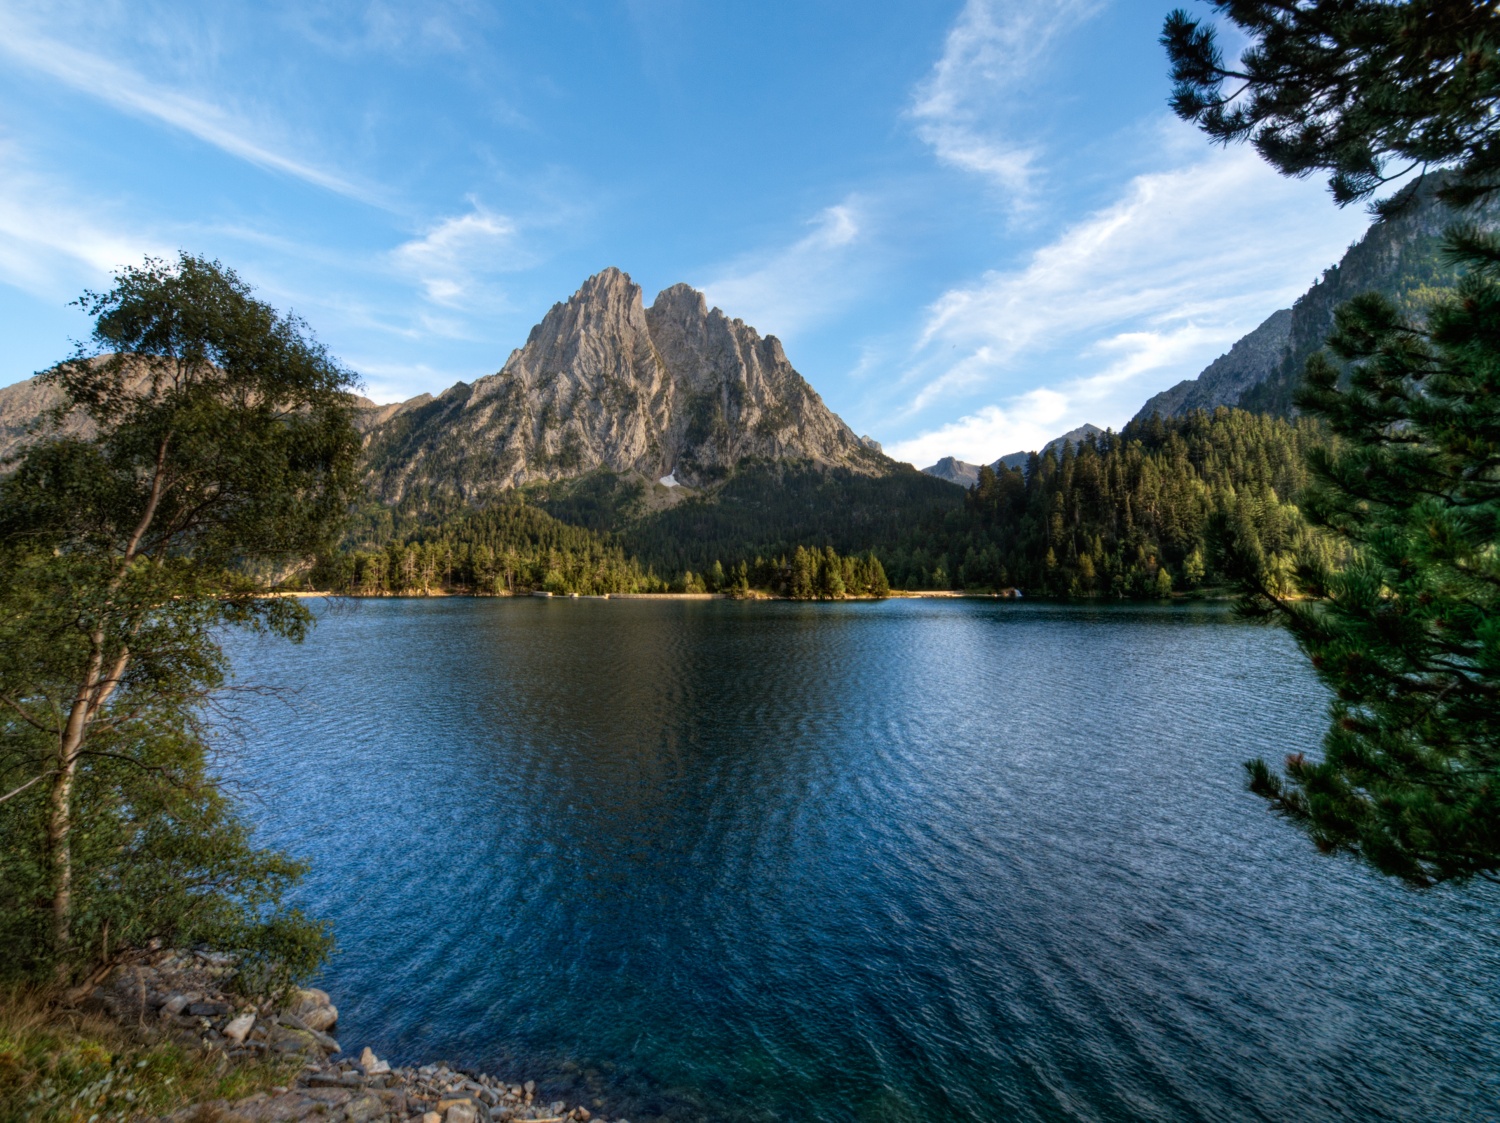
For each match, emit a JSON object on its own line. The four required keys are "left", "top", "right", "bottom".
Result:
{"left": 878, "top": 408, "right": 1334, "bottom": 595}
{"left": 307, "top": 502, "right": 889, "bottom": 599}
{"left": 308, "top": 407, "right": 1333, "bottom": 600}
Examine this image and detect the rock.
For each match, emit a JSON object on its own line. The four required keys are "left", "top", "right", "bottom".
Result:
{"left": 423, "top": 1114, "right": 441, "bottom": 1123}
{"left": 163, "top": 993, "right": 190, "bottom": 1015}
{"left": 361, "top": 268, "right": 888, "bottom": 504}
{"left": 444, "top": 1103, "right": 477, "bottom": 1123}
{"left": 290, "top": 988, "right": 340, "bottom": 1031}
{"left": 575, "top": 1110, "right": 591, "bottom": 1122}
{"left": 345, "top": 1092, "right": 384, "bottom": 1123}
{"left": 224, "top": 1013, "right": 256, "bottom": 1044}
{"left": 360, "top": 1046, "right": 391, "bottom": 1076}
{"left": 523, "top": 1082, "right": 535, "bottom": 1096}
{"left": 188, "top": 1001, "right": 231, "bottom": 1017}
{"left": 920, "top": 456, "right": 982, "bottom": 487}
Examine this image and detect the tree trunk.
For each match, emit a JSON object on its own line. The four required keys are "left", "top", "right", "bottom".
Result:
{"left": 46, "top": 433, "right": 167, "bottom": 967}
{"left": 48, "top": 664, "right": 96, "bottom": 966}
{"left": 48, "top": 634, "right": 130, "bottom": 972}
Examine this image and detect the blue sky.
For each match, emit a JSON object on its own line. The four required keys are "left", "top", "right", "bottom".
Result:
{"left": 0, "top": 0, "right": 1372, "bottom": 465}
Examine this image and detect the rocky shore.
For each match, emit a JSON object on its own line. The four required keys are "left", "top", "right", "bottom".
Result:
{"left": 86, "top": 950, "right": 621, "bottom": 1123}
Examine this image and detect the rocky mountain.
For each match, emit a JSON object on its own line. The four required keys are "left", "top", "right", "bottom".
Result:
{"left": 1134, "top": 175, "right": 1500, "bottom": 421}
{"left": 362, "top": 268, "right": 885, "bottom": 505}
{"left": 921, "top": 456, "right": 982, "bottom": 487}
{"left": 0, "top": 375, "right": 68, "bottom": 462}
{"left": 1134, "top": 310, "right": 1292, "bottom": 421}
{"left": 997, "top": 423, "right": 1104, "bottom": 471}
{"left": 0, "top": 374, "right": 417, "bottom": 461}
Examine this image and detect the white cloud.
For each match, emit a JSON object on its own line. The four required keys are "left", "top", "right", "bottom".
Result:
{"left": 699, "top": 202, "right": 864, "bottom": 339}
{"left": 909, "top": 0, "right": 1102, "bottom": 196}
{"left": 0, "top": 13, "right": 379, "bottom": 205}
{"left": 885, "top": 324, "right": 1235, "bottom": 466}
{"left": 881, "top": 127, "right": 1372, "bottom": 465}
{"left": 0, "top": 144, "right": 170, "bottom": 297}
{"left": 391, "top": 204, "right": 519, "bottom": 307}
{"left": 341, "top": 357, "right": 470, "bottom": 404}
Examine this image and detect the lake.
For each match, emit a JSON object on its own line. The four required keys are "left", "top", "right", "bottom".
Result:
{"left": 221, "top": 598, "right": 1500, "bottom": 1123}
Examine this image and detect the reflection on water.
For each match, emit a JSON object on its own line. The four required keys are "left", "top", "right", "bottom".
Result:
{"left": 221, "top": 599, "right": 1500, "bottom": 1122}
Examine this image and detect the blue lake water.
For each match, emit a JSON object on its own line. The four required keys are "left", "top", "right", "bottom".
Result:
{"left": 221, "top": 599, "right": 1500, "bottom": 1122}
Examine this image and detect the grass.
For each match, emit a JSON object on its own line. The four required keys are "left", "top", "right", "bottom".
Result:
{"left": 0, "top": 987, "right": 303, "bottom": 1123}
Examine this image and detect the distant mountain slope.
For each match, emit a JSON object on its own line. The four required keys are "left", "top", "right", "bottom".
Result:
{"left": 1134, "top": 310, "right": 1292, "bottom": 422}
{"left": 921, "top": 456, "right": 981, "bottom": 486}
{"left": 1135, "top": 176, "right": 1500, "bottom": 421}
{"left": 0, "top": 370, "right": 401, "bottom": 461}
{"left": 0, "top": 376, "right": 67, "bottom": 462}
{"left": 618, "top": 460, "right": 964, "bottom": 575}
{"left": 362, "top": 268, "right": 886, "bottom": 505}
{"left": 997, "top": 423, "right": 1104, "bottom": 470}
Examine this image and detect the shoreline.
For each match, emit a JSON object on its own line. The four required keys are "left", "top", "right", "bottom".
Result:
{"left": 75, "top": 949, "right": 622, "bottom": 1123}
{"left": 270, "top": 589, "right": 1238, "bottom": 602}
{"left": 268, "top": 589, "right": 1023, "bottom": 601}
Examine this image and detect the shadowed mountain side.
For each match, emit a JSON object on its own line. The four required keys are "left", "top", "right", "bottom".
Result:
{"left": 614, "top": 460, "right": 965, "bottom": 576}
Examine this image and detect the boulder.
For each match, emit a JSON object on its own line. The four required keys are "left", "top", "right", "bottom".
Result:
{"left": 224, "top": 1013, "right": 256, "bottom": 1044}
{"left": 291, "top": 987, "right": 339, "bottom": 1031}
{"left": 359, "top": 1046, "right": 390, "bottom": 1076}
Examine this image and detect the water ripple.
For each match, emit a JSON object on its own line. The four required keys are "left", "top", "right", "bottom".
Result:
{"left": 219, "top": 599, "right": 1500, "bottom": 1123}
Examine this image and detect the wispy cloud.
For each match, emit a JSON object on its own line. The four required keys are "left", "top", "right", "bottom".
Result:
{"left": 0, "top": 142, "right": 170, "bottom": 298}
{"left": 699, "top": 201, "right": 864, "bottom": 339}
{"left": 881, "top": 129, "right": 1370, "bottom": 465}
{"left": 909, "top": 0, "right": 1102, "bottom": 197}
{"left": 390, "top": 202, "right": 520, "bottom": 307}
{"left": 0, "top": 13, "right": 381, "bottom": 205}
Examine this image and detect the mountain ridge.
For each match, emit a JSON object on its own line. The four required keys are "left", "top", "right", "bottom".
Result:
{"left": 1134, "top": 175, "right": 1500, "bottom": 421}
{"left": 361, "top": 268, "right": 888, "bottom": 506}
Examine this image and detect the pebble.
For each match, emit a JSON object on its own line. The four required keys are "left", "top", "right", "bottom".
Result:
{"left": 88, "top": 947, "right": 621, "bottom": 1123}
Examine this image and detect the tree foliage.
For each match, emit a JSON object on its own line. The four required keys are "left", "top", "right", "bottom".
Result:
{"left": 311, "top": 500, "right": 891, "bottom": 599}
{"left": 312, "top": 502, "right": 651, "bottom": 596}
{"left": 0, "top": 254, "right": 355, "bottom": 981}
{"left": 875, "top": 409, "right": 1329, "bottom": 596}
{"left": 1168, "top": 1, "right": 1500, "bottom": 883}
{"left": 1236, "top": 235, "right": 1500, "bottom": 884}
{"left": 1163, "top": 0, "right": 1500, "bottom": 209}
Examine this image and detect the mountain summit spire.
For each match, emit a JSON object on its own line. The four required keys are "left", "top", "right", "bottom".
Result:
{"left": 362, "top": 269, "right": 885, "bottom": 503}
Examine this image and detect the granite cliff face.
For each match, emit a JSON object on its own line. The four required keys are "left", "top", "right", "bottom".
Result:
{"left": 363, "top": 268, "right": 884, "bottom": 503}
{"left": 1134, "top": 176, "right": 1500, "bottom": 421}
{"left": 0, "top": 376, "right": 69, "bottom": 462}
{"left": 1134, "top": 310, "right": 1292, "bottom": 422}
{"left": 920, "top": 456, "right": 981, "bottom": 487}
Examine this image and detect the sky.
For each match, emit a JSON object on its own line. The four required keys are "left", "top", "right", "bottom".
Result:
{"left": 0, "top": 0, "right": 1374, "bottom": 466}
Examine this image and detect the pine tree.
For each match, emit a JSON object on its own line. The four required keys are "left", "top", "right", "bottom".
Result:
{"left": 1237, "top": 240, "right": 1500, "bottom": 884}
{"left": 1163, "top": 1, "right": 1500, "bottom": 209}
{"left": 1166, "top": 1, "right": 1500, "bottom": 882}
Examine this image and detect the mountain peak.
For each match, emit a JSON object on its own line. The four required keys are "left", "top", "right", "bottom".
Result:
{"left": 650, "top": 282, "right": 709, "bottom": 321}
{"left": 361, "top": 271, "right": 887, "bottom": 503}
